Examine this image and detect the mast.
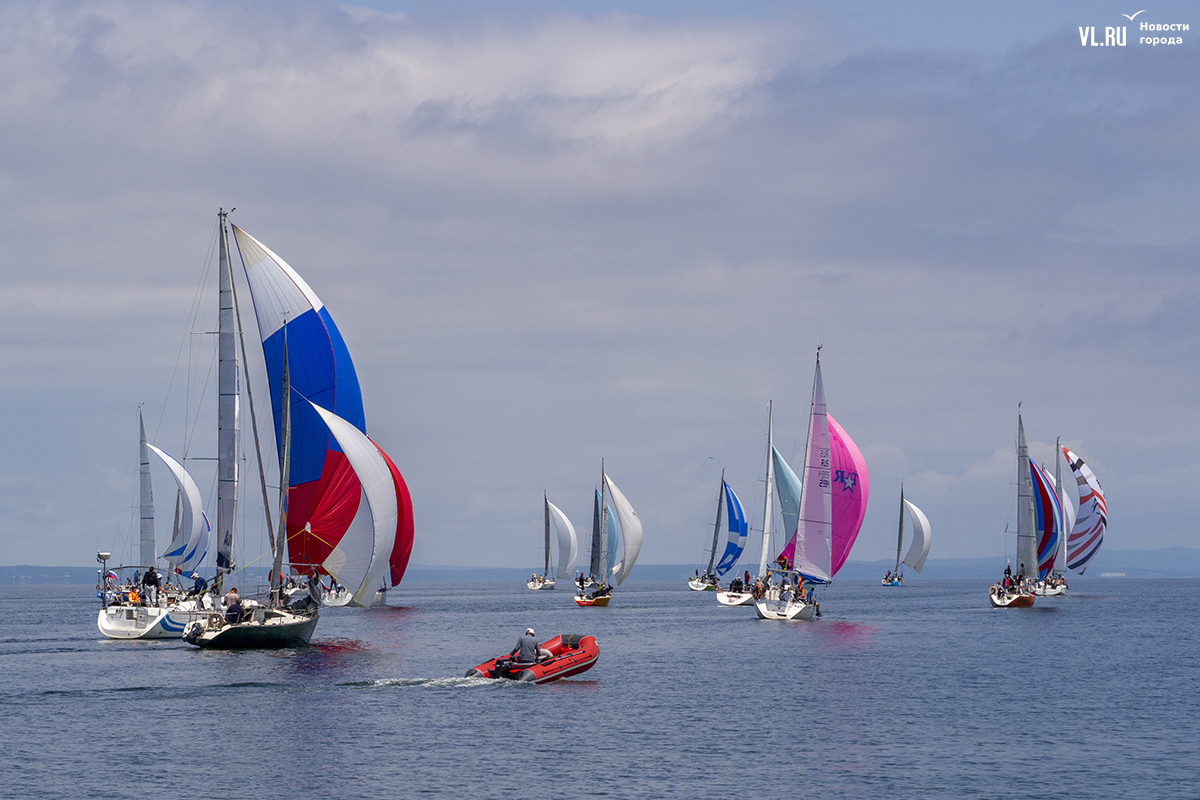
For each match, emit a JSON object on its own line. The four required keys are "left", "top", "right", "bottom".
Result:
{"left": 543, "top": 492, "right": 551, "bottom": 577}
{"left": 1016, "top": 409, "right": 1037, "bottom": 581}
{"left": 599, "top": 459, "right": 608, "bottom": 587}
{"left": 757, "top": 401, "right": 774, "bottom": 578}
{"left": 705, "top": 472, "right": 726, "bottom": 577}
{"left": 1053, "top": 436, "right": 1065, "bottom": 571}
{"left": 270, "top": 322, "right": 291, "bottom": 606}
{"left": 138, "top": 409, "right": 155, "bottom": 568}
{"left": 216, "top": 210, "right": 240, "bottom": 583}
{"left": 894, "top": 485, "right": 905, "bottom": 575}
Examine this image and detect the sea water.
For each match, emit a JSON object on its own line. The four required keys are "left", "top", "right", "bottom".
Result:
{"left": 0, "top": 579, "right": 1196, "bottom": 798}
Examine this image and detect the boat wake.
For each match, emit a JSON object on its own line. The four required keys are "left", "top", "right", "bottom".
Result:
{"left": 341, "top": 677, "right": 532, "bottom": 691}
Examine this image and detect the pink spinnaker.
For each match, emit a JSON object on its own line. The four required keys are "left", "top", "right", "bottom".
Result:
{"left": 774, "top": 413, "right": 868, "bottom": 578}
{"left": 827, "top": 413, "right": 868, "bottom": 576}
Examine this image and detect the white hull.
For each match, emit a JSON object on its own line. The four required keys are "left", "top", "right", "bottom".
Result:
{"left": 371, "top": 587, "right": 388, "bottom": 606}
{"left": 688, "top": 578, "right": 717, "bottom": 591}
{"left": 526, "top": 578, "right": 556, "bottom": 590}
{"left": 716, "top": 591, "right": 754, "bottom": 606}
{"left": 1032, "top": 582, "right": 1067, "bottom": 597}
{"left": 97, "top": 599, "right": 205, "bottom": 640}
{"left": 881, "top": 578, "right": 903, "bottom": 586}
{"left": 754, "top": 597, "right": 816, "bottom": 620}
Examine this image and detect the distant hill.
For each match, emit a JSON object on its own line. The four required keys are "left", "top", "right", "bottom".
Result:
{"left": 7, "top": 548, "right": 1200, "bottom": 584}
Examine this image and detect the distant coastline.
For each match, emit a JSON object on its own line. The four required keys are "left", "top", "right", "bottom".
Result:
{"left": 7, "top": 547, "right": 1200, "bottom": 584}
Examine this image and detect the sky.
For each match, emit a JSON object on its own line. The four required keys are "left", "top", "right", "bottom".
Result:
{"left": 0, "top": 0, "right": 1196, "bottom": 573}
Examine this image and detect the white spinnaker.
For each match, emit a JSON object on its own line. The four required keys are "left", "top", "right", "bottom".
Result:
{"left": 231, "top": 225, "right": 325, "bottom": 341}
{"left": 795, "top": 358, "right": 832, "bottom": 584}
{"left": 308, "top": 401, "right": 397, "bottom": 607}
{"left": 605, "top": 474, "right": 643, "bottom": 587}
{"left": 148, "top": 444, "right": 205, "bottom": 571}
{"left": 901, "top": 499, "right": 932, "bottom": 572}
{"left": 548, "top": 501, "right": 578, "bottom": 580}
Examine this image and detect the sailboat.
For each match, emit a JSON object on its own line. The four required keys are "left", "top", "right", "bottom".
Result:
{"left": 688, "top": 471, "right": 748, "bottom": 591}
{"left": 183, "top": 212, "right": 409, "bottom": 647}
{"left": 881, "top": 487, "right": 931, "bottom": 586}
{"left": 96, "top": 412, "right": 212, "bottom": 639}
{"left": 755, "top": 350, "right": 868, "bottom": 620}
{"left": 528, "top": 494, "right": 577, "bottom": 590}
{"left": 717, "top": 401, "right": 776, "bottom": 607}
{"left": 575, "top": 466, "right": 643, "bottom": 607}
{"left": 990, "top": 410, "right": 1056, "bottom": 608}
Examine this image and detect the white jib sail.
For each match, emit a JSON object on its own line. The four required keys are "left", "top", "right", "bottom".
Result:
{"left": 900, "top": 499, "right": 931, "bottom": 572}
{"left": 148, "top": 444, "right": 205, "bottom": 571}
{"left": 548, "top": 501, "right": 578, "bottom": 580}
{"left": 795, "top": 358, "right": 832, "bottom": 583}
{"left": 604, "top": 473, "right": 643, "bottom": 587}
{"left": 308, "top": 401, "right": 397, "bottom": 607}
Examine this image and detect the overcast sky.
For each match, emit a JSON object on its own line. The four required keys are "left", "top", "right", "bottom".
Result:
{"left": 1, "top": 0, "right": 1196, "bottom": 573}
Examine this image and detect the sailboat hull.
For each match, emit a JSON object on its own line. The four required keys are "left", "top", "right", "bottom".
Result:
{"left": 1031, "top": 582, "right": 1066, "bottom": 597}
{"left": 574, "top": 593, "right": 611, "bottom": 607}
{"left": 185, "top": 608, "right": 319, "bottom": 648}
{"left": 754, "top": 598, "right": 816, "bottom": 620}
{"left": 526, "top": 578, "right": 556, "bottom": 590}
{"left": 881, "top": 578, "right": 903, "bottom": 586}
{"left": 716, "top": 591, "right": 755, "bottom": 606}
{"left": 97, "top": 602, "right": 204, "bottom": 640}
{"left": 988, "top": 589, "right": 1035, "bottom": 608}
{"left": 687, "top": 578, "right": 718, "bottom": 591}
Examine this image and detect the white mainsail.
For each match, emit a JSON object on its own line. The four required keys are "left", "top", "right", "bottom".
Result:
{"left": 604, "top": 473, "right": 643, "bottom": 587}
{"left": 308, "top": 401, "right": 397, "bottom": 607}
{"left": 548, "top": 501, "right": 578, "bottom": 581}
{"left": 149, "top": 444, "right": 208, "bottom": 573}
{"left": 1015, "top": 414, "right": 1037, "bottom": 580}
{"left": 216, "top": 219, "right": 240, "bottom": 575}
{"left": 794, "top": 356, "right": 832, "bottom": 584}
{"left": 900, "top": 498, "right": 932, "bottom": 572}
{"left": 756, "top": 401, "right": 775, "bottom": 578}
{"left": 138, "top": 411, "right": 155, "bottom": 568}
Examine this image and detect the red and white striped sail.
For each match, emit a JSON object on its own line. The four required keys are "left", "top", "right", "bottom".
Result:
{"left": 307, "top": 401, "right": 399, "bottom": 606}
{"left": 1062, "top": 446, "right": 1106, "bottom": 574}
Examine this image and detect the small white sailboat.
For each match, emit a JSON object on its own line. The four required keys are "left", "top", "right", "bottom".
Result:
{"left": 529, "top": 493, "right": 574, "bottom": 590}
{"left": 717, "top": 402, "right": 775, "bottom": 607}
{"left": 688, "top": 471, "right": 748, "bottom": 592}
{"left": 97, "top": 413, "right": 212, "bottom": 640}
{"left": 881, "top": 486, "right": 931, "bottom": 586}
{"left": 575, "top": 466, "right": 642, "bottom": 606}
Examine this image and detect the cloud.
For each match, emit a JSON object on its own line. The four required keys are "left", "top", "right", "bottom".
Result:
{"left": 0, "top": 1, "right": 1196, "bottom": 568}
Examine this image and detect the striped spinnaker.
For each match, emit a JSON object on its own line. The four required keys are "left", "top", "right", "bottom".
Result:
{"left": 1063, "top": 446, "right": 1106, "bottom": 574}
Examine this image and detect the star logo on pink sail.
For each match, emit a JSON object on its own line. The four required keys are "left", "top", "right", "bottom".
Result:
{"left": 832, "top": 469, "right": 858, "bottom": 493}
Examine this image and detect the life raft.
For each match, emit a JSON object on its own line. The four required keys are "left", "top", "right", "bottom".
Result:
{"left": 465, "top": 634, "right": 599, "bottom": 684}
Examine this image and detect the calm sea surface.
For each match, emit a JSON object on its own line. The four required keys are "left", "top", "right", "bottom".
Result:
{"left": 1, "top": 579, "right": 1196, "bottom": 799}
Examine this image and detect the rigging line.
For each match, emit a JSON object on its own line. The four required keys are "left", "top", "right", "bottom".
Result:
{"left": 153, "top": 220, "right": 219, "bottom": 445}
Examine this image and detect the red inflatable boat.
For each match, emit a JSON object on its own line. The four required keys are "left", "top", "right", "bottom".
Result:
{"left": 465, "top": 634, "right": 599, "bottom": 684}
